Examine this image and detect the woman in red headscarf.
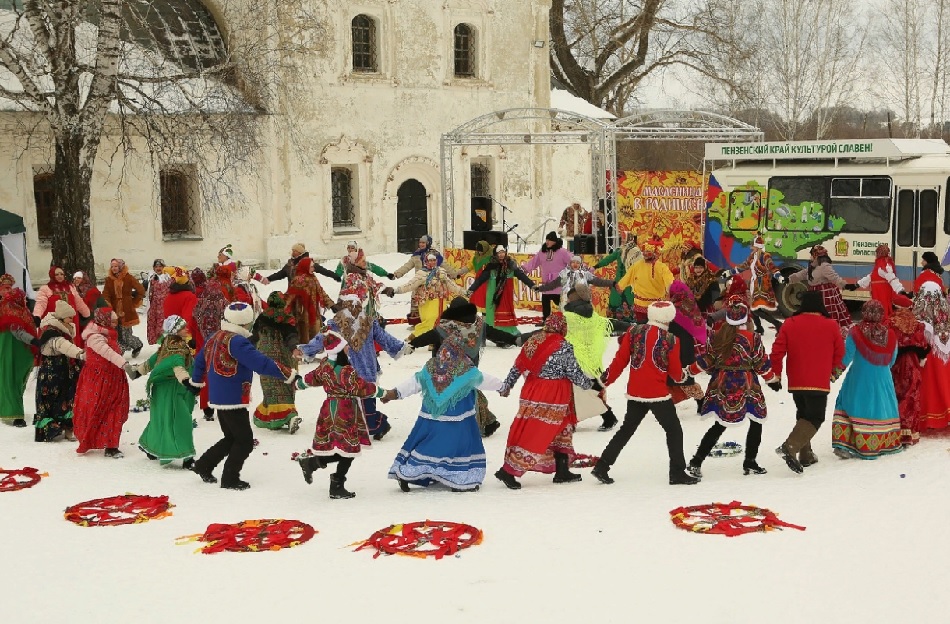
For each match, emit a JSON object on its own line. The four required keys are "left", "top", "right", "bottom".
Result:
{"left": 73, "top": 307, "right": 130, "bottom": 458}
{"left": 0, "top": 286, "right": 37, "bottom": 427}
{"left": 849, "top": 244, "right": 906, "bottom": 320}
{"left": 34, "top": 265, "right": 90, "bottom": 344}
{"left": 284, "top": 256, "right": 334, "bottom": 344}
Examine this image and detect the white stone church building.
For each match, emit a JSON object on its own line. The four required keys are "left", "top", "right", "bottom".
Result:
{"left": 0, "top": 0, "right": 599, "bottom": 280}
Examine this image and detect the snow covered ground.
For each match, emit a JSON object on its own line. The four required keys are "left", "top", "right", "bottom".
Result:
{"left": 4, "top": 253, "right": 949, "bottom": 624}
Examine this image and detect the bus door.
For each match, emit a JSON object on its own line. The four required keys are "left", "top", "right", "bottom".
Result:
{"left": 893, "top": 186, "right": 939, "bottom": 282}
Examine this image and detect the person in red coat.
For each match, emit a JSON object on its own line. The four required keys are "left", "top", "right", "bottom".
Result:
{"left": 769, "top": 290, "right": 845, "bottom": 472}
{"left": 592, "top": 301, "right": 699, "bottom": 486}
{"left": 914, "top": 251, "right": 945, "bottom": 294}
{"left": 163, "top": 267, "right": 200, "bottom": 352}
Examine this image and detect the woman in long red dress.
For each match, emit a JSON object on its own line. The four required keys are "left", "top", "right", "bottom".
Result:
{"left": 163, "top": 267, "right": 200, "bottom": 352}
{"left": 284, "top": 257, "right": 333, "bottom": 344}
{"left": 494, "top": 312, "right": 595, "bottom": 489}
{"left": 913, "top": 283, "right": 950, "bottom": 431}
{"left": 73, "top": 307, "right": 130, "bottom": 458}
{"left": 889, "top": 306, "right": 929, "bottom": 445}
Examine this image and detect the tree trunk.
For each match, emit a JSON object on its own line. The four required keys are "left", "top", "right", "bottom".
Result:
{"left": 51, "top": 131, "right": 97, "bottom": 283}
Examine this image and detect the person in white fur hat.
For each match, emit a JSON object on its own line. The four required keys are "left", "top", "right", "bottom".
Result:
{"left": 189, "top": 302, "right": 299, "bottom": 490}
{"left": 592, "top": 301, "right": 699, "bottom": 486}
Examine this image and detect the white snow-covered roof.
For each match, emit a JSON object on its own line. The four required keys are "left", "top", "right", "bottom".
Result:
{"left": 550, "top": 88, "right": 616, "bottom": 120}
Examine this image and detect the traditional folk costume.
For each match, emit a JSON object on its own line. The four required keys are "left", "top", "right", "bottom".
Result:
{"left": 251, "top": 292, "right": 301, "bottom": 433}
{"left": 616, "top": 238, "right": 675, "bottom": 322}
{"left": 0, "top": 287, "right": 37, "bottom": 428}
{"left": 295, "top": 329, "right": 386, "bottom": 500}
{"left": 856, "top": 244, "right": 904, "bottom": 320}
{"left": 684, "top": 256, "right": 720, "bottom": 317}
{"left": 192, "top": 266, "right": 236, "bottom": 420}
{"left": 260, "top": 244, "right": 341, "bottom": 286}
{"left": 913, "top": 283, "right": 950, "bottom": 431}
{"left": 889, "top": 306, "right": 929, "bottom": 446}
{"left": 390, "top": 254, "right": 466, "bottom": 338}
{"left": 337, "top": 250, "right": 385, "bottom": 322}
{"left": 334, "top": 241, "right": 390, "bottom": 281}
{"left": 914, "top": 252, "right": 945, "bottom": 294}
{"left": 832, "top": 300, "right": 903, "bottom": 459}
{"left": 34, "top": 266, "right": 90, "bottom": 345}
{"left": 73, "top": 308, "right": 130, "bottom": 458}
{"left": 72, "top": 271, "right": 105, "bottom": 332}
{"left": 537, "top": 257, "right": 615, "bottom": 306}
{"left": 301, "top": 277, "right": 410, "bottom": 441}
{"left": 592, "top": 302, "right": 698, "bottom": 486}
{"left": 162, "top": 267, "right": 200, "bottom": 350}
{"left": 495, "top": 313, "right": 593, "bottom": 489}
{"left": 686, "top": 301, "right": 778, "bottom": 478}
{"left": 103, "top": 259, "right": 145, "bottom": 356}
{"left": 594, "top": 235, "right": 642, "bottom": 322}
{"left": 132, "top": 316, "right": 197, "bottom": 465}
{"left": 190, "top": 302, "right": 295, "bottom": 490}
{"left": 284, "top": 257, "right": 334, "bottom": 345}
{"left": 522, "top": 232, "right": 573, "bottom": 320}
{"left": 34, "top": 301, "right": 84, "bottom": 441}
{"left": 769, "top": 291, "right": 846, "bottom": 471}
{"left": 145, "top": 268, "right": 172, "bottom": 345}
{"left": 393, "top": 235, "right": 461, "bottom": 325}
{"left": 723, "top": 235, "right": 784, "bottom": 333}
{"left": 468, "top": 245, "right": 536, "bottom": 335}
{"left": 388, "top": 336, "right": 503, "bottom": 492}
{"left": 667, "top": 279, "right": 706, "bottom": 405}
{"left": 789, "top": 246, "right": 852, "bottom": 336}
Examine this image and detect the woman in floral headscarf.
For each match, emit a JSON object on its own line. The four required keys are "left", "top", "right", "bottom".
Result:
{"left": 831, "top": 300, "right": 902, "bottom": 459}
{"left": 251, "top": 292, "right": 301, "bottom": 433}
{"left": 889, "top": 304, "right": 929, "bottom": 445}
{"left": 494, "top": 312, "right": 595, "bottom": 489}
{"left": 0, "top": 286, "right": 37, "bottom": 427}
{"left": 34, "top": 266, "right": 90, "bottom": 345}
{"left": 284, "top": 257, "right": 334, "bottom": 344}
{"left": 467, "top": 245, "right": 536, "bottom": 336}
{"left": 912, "top": 283, "right": 950, "bottom": 431}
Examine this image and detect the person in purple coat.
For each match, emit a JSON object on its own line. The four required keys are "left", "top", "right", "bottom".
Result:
{"left": 521, "top": 232, "right": 573, "bottom": 320}
{"left": 188, "top": 302, "right": 297, "bottom": 490}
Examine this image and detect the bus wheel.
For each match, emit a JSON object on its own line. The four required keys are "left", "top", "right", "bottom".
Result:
{"left": 777, "top": 282, "right": 806, "bottom": 317}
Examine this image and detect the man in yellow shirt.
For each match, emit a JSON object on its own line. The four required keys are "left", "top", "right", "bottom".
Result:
{"left": 617, "top": 237, "right": 674, "bottom": 322}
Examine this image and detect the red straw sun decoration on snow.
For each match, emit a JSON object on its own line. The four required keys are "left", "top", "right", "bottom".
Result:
{"left": 669, "top": 501, "right": 806, "bottom": 537}
{"left": 353, "top": 520, "right": 483, "bottom": 559}
{"left": 0, "top": 467, "right": 47, "bottom": 492}
{"left": 64, "top": 494, "right": 174, "bottom": 527}
{"left": 176, "top": 519, "right": 317, "bottom": 554}
{"left": 571, "top": 454, "right": 599, "bottom": 468}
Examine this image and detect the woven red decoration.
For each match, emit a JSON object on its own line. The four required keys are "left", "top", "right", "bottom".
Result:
{"left": 353, "top": 520, "right": 482, "bottom": 559}
{"left": 669, "top": 500, "right": 806, "bottom": 537}
{"left": 177, "top": 519, "right": 316, "bottom": 554}
{"left": 0, "top": 467, "right": 47, "bottom": 492}
{"left": 571, "top": 454, "right": 599, "bottom": 468}
{"left": 64, "top": 494, "right": 174, "bottom": 527}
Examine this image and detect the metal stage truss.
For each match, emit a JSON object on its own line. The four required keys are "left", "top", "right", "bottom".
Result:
{"left": 441, "top": 108, "right": 764, "bottom": 252}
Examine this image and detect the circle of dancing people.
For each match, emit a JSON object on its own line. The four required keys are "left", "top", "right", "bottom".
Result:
{"left": 2, "top": 234, "right": 948, "bottom": 497}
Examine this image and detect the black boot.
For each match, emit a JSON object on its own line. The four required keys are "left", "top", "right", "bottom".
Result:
{"left": 373, "top": 420, "right": 392, "bottom": 441}
{"left": 397, "top": 477, "right": 410, "bottom": 492}
{"left": 482, "top": 420, "right": 501, "bottom": 437}
{"left": 12, "top": 418, "right": 26, "bottom": 428}
{"left": 590, "top": 460, "right": 614, "bottom": 484}
{"left": 329, "top": 475, "right": 355, "bottom": 499}
{"left": 669, "top": 470, "right": 700, "bottom": 485}
{"left": 742, "top": 460, "right": 767, "bottom": 475}
{"left": 191, "top": 464, "right": 217, "bottom": 484}
{"left": 598, "top": 409, "right": 618, "bottom": 432}
{"left": 221, "top": 479, "right": 250, "bottom": 491}
{"left": 686, "top": 459, "right": 703, "bottom": 480}
{"left": 494, "top": 468, "right": 522, "bottom": 490}
{"left": 552, "top": 452, "right": 582, "bottom": 483}
{"left": 182, "top": 458, "right": 195, "bottom": 471}
{"left": 297, "top": 455, "right": 324, "bottom": 485}
{"left": 203, "top": 407, "right": 215, "bottom": 422}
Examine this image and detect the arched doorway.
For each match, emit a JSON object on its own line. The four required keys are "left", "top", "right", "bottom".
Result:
{"left": 396, "top": 179, "right": 428, "bottom": 253}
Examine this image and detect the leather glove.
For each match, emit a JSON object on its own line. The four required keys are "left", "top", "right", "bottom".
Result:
{"left": 387, "top": 273, "right": 395, "bottom": 280}
{"left": 382, "top": 287, "right": 395, "bottom": 298}
{"left": 590, "top": 378, "right": 604, "bottom": 392}
{"left": 181, "top": 379, "right": 202, "bottom": 395}
{"left": 33, "top": 315, "right": 42, "bottom": 325}
{"left": 766, "top": 381, "right": 782, "bottom": 392}
{"left": 124, "top": 363, "right": 142, "bottom": 380}
{"left": 843, "top": 283, "right": 859, "bottom": 291}
{"left": 333, "top": 273, "right": 342, "bottom": 283}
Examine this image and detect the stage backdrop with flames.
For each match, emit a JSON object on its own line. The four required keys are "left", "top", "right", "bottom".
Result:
{"left": 445, "top": 171, "right": 705, "bottom": 314}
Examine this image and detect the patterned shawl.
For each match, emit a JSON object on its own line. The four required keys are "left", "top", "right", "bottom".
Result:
{"left": 849, "top": 300, "right": 897, "bottom": 366}
{"left": 155, "top": 333, "right": 194, "bottom": 364}
{"left": 260, "top": 291, "right": 296, "bottom": 326}
{"left": 0, "top": 288, "right": 37, "bottom": 335}
{"left": 669, "top": 279, "right": 705, "bottom": 343}
{"left": 73, "top": 271, "right": 94, "bottom": 299}
{"left": 47, "top": 265, "right": 72, "bottom": 296}
{"left": 416, "top": 337, "right": 481, "bottom": 417}
{"left": 517, "top": 312, "right": 568, "bottom": 378}
{"left": 437, "top": 316, "right": 485, "bottom": 364}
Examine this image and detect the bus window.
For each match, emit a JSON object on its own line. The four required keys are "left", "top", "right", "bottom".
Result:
{"left": 728, "top": 189, "right": 761, "bottom": 231}
{"left": 944, "top": 178, "right": 950, "bottom": 235}
{"left": 829, "top": 176, "right": 891, "bottom": 234}
{"left": 767, "top": 177, "right": 826, "bottom": 232}
{"left": 920, "top": 189, "right": 938, "bottom": 248}
{"left": 896, "top": 190, "right": 915, "bottom": 246}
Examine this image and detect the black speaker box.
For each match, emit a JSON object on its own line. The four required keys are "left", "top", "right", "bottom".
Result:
{"left": 471, "top": 197, "right": 492, "bottom": 232}
{"left": 573, "top": 234, "right": 596, "bottom": 254}
{"left": 463, "top": 230, "right": 509, "bottom": 251}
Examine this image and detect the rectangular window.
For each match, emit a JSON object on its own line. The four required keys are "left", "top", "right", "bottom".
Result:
{"left": 944, "top": 178, "right": 950, "bottom": 235}
{"left": 471, "top": 162, "right": 491, "bottom": 198}
{"left": 32, "top": 172, "right": 55, "bottom": 244}
{"left": 828, "top": 176, "right": 891, "bottom": 234}
{"left": 728, "top": 189, "right": 762, "bottom": 231}
{"left": 160, "top": 168, "right": 200, "bottom": 238}
{"left": 919, "top": 189, "right": 938, "bottom": 248}
{"left": 896, "top": 189, "right": 915, "bottom": 247}
{"left": 331, "top": 167, "right": 357, "bottom": 228}
{"left": 768, "top": 177, "right": 826, "bottom": 232}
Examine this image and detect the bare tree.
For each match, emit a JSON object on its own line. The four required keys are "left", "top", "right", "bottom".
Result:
{"left": 0, "top": 0, "right": 325, "bottom": 280}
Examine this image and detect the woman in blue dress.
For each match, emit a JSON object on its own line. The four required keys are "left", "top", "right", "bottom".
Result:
{"left": 831, "top": 299, "right": 903, "bottom": 459}
{"left": 384, "top": 336, "right": 504, "bottom": 492}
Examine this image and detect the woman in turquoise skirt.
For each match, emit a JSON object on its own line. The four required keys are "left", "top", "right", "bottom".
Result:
{"left": 831, "top": 300, "right": 903, "bottom": 459}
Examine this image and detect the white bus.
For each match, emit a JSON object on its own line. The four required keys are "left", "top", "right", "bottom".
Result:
{"left": 703, "top": 138, "right": 950, "bottom": 314}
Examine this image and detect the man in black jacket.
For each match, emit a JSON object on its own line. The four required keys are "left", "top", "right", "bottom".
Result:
{"left": 258, "top": 243, "right": 340, "bottom": 285}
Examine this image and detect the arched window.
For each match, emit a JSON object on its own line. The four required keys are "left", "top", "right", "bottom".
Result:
{"left": 123, "top": 0, "right": 227, "bottom": 72}
{"left": 454, "top": 24, "right": 475, "bottom": 78}
{"left": 352, "top": 15, "right": 378, "bottom": 73}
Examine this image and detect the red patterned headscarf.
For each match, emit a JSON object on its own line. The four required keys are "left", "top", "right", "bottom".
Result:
{"left": 47, "top": 265, "right": 71, "bottom": 294}
{"left": 0, "top": 288, "right": 36, "bottom": 335}
{"left": 849, "top": 300, "right": 896, "bottom": 365}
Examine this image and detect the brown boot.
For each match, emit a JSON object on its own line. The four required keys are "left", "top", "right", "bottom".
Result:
{"left": 799, "top": 441, "right": 819, "bottom": 468}
{"left": 775, "top": 420, "right": 815, "bottom": 474}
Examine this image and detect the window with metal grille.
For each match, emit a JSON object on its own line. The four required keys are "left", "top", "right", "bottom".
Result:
{"left": 471, "top": 162, "right": 491, "bottom": 198}
{"left": 332, "top": 167, "right": 356, "bottom": 228}
{"left": 160, "top": 169, "right": 200, "bottom": 237}
{"left": 32, "top": 173, "right": 55, "bottom": 244}
{"left": 454, "top": 24, "right": 475, "bottom": 77}
{"left": 352, "top": 15, "right": 378, "bottom": 73}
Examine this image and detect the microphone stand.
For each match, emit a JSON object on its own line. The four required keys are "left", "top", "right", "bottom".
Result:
{"left": 488, "top": 194, "right": 512, "bottom": 232}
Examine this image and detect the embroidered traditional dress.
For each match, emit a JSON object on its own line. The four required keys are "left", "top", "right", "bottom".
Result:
{"left": 832, "top": 301, "right": 902, "bottom": 459}
{"left": 889, "top": 308, "right": 928, "bottom": 445}
{"left": 499, "top": 314, "right": 593, "bottom": 476}
{"left": 301, "top": 357, "right": 384, "bottom": 457}
{"left": 73, "top": 322, "right": 130, "bottom": 453}
{"left": 0, "top": 289, "right": 36, "bottom": 423}
{"left": 617, "top": 258, "right": 675, "bottom": 321}
{"left": 728, "top": 245, "right": 781, "bottom": 311}
{"left": 468, "top": 253, "right": 535, "bottom": 334}
{"left": 284, "top": 258, "right": 334, "bottom": 344}
{"left": 594, "top": 240, "right": 641, "bottom": 320}
{"left": 388, "top": 339, "right": 502, "bottom": 490}
{"left": 393, "top": 266, "right": 465, "bottom": 338}
{"left": 684, "top": 263, "right": 719, "bottom": 316}
{"left": 857, "top": 246, "right": 904, "bottom": 320}
{"left": 33, "top": 316, "right": 83, "bottom": 441}
{"left": 251, "top": 294, "right": 300, "bottom": 431}
{"left": 146, "top": 277, "right": 171, "bottom": 345}
{"left": 789, "top": 261, "right": 852, "bottom": 335}
{"left": 913, "top": 286, "right": 950, "bottom": 431}
{"left": 137, "top": 335, "right": 196, "bottom": 463}
{"left": 468, "top": 241, "right": 494, "bottom": 312}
